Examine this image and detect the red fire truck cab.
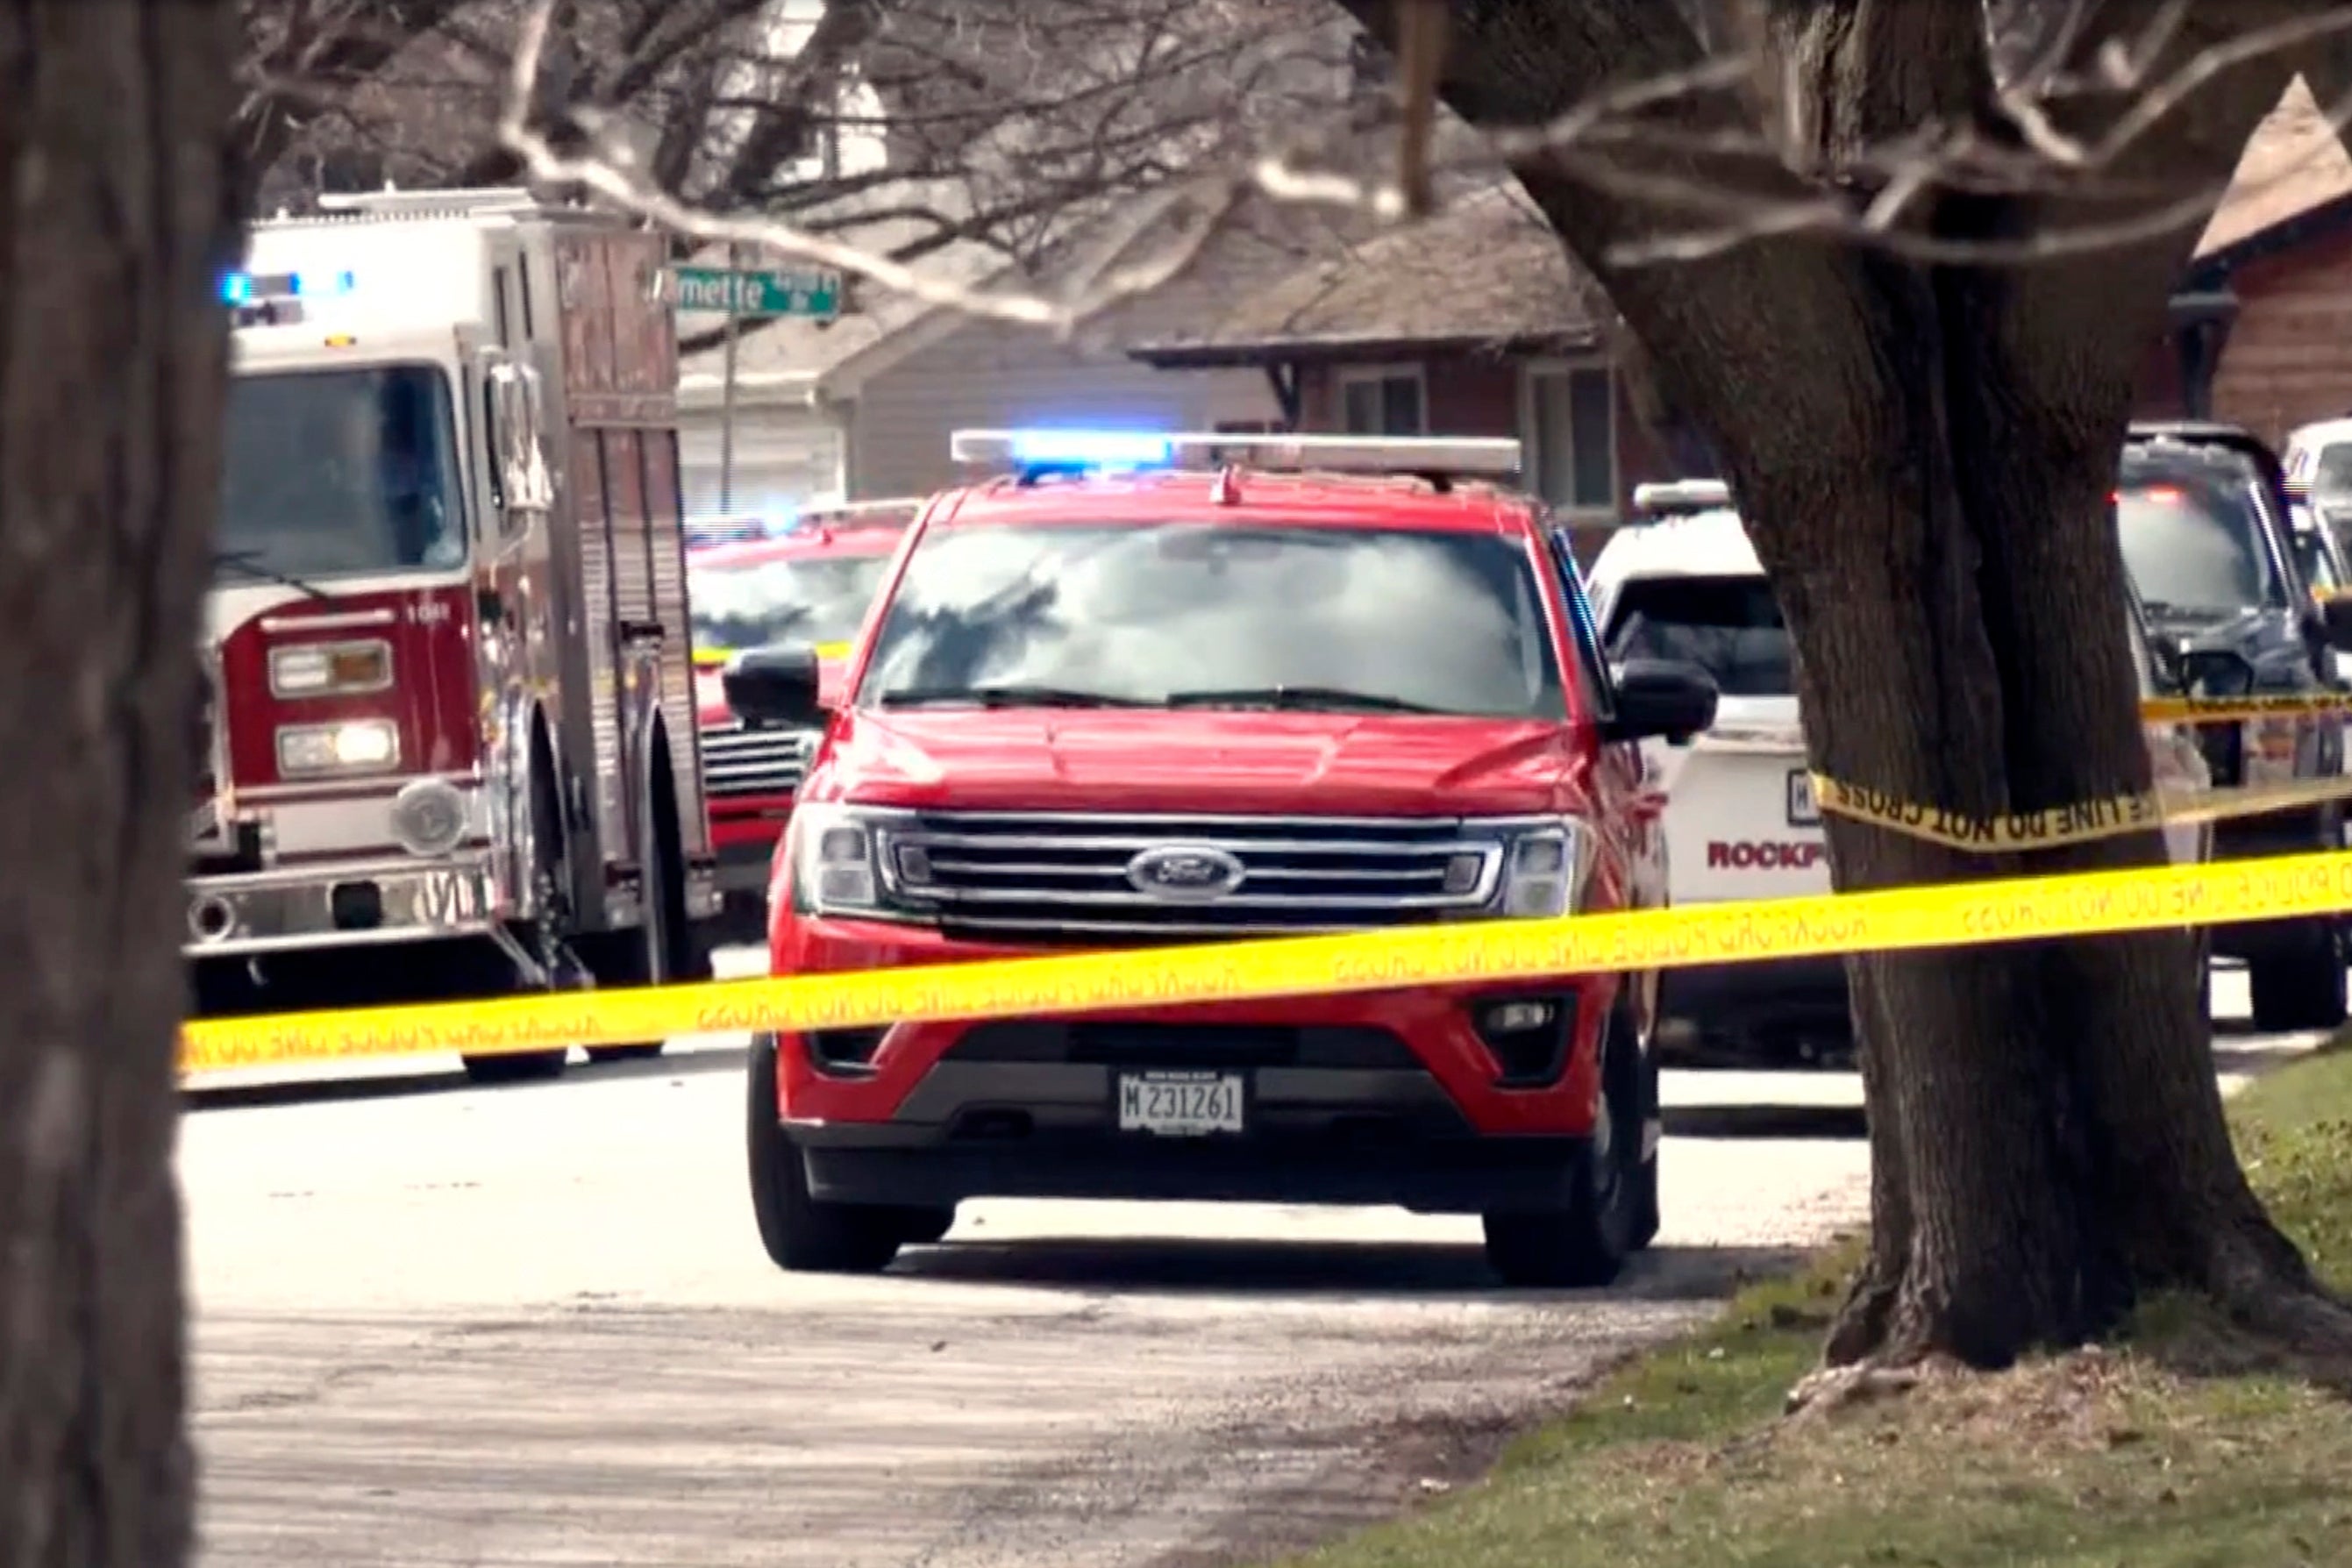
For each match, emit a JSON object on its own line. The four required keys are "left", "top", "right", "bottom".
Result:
{"left": 190, "top": 189, "right": 723, "bottom": 1081}
{"left": 726, "top": 429, "right": 1721, "bottom": 1286}
{"left": 691, "top": 499, "right": 921, "bottom": 945}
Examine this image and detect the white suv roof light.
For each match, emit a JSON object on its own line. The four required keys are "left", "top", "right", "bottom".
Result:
{"left": 948, "top": 428, "right": 1523, "bottom": 479}
{"left": 1631, "top": 479, "right": 1733, "bottom": 516}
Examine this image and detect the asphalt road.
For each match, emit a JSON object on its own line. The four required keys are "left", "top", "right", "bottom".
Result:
{"left": 177, "top": 956, "right": 2306, "bottom": 1568}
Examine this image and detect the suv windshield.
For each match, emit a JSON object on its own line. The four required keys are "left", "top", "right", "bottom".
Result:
{"left": 858, "top": 522, "right": 1565, "bottom": 717}
{"left": 2113, "top": 463, "right": 2285, "bottom": 615}
{"left": 217, "top": 366, "right": 466, "bottom": 581}
{"left": 691, "top": 552, "right": 894, "bottom": 653}
{"left": 1605, "top": 574, "right": 1793, "bottom": 697}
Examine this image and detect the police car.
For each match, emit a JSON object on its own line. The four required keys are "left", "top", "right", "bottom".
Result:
{"left": 1583, "top": 479, "right": 2213, "bottom": 1065}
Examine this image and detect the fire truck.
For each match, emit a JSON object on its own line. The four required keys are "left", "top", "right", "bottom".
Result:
{"left": 190, "top": 188, "right": 721, "bottom": 1082}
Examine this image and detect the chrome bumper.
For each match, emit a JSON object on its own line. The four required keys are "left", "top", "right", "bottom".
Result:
{"left": 183, "top": 855, "right": 502, "bottom": 958}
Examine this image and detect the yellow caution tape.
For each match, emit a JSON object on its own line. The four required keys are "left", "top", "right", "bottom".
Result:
{"left": 180, "top": 846, "right": 2352, "bottom": 1073}
{"left": 691, "top": 641, "right": 852, "bottom": 670}
{"left": 1809, "top": 771, "right": 2352, "bottom": 853}
{"left": 2140, "top": 693, "right": 2352, "bottom": 725}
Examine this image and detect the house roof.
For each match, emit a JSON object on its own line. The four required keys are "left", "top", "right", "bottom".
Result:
{"left": 1128, "top": 184, "right": 1600, "bottom": 367}
{"left": 2194, "top": 75, "right": 2352, "bottom": 262}
{"left": 1112, "top": 79, "right": 2352, "bottom": 368}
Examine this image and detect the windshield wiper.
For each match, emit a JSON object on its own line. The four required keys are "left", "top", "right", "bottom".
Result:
{"left": 1163, "top": 685, "right": 1444, "bottom": 714}
{"left": 875, "top": 684, "right": 1158, "bottom": 709}
{"left": 213, "top": 549, "right": 330, "bottom": 601}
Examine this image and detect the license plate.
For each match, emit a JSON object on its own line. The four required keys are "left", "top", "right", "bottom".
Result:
{"left": 1786, "top": 768, "right": 1821, "bottom": 827}
{"left": 1116, "top": 1070, "right": 1244, "bottom": 1137}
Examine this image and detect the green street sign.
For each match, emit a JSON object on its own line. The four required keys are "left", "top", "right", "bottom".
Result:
{"left": 670, "top": 266, "right": 841, "bottom": 319}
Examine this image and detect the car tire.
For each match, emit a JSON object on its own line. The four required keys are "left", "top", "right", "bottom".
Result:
{"left": 746, "top": 1034, "right": 903, "bottom": 1275}
{"left": 892, "top": 1206, "right": 957, "bottom": 1247}
{"left": 2248, "top": 922, "right": 2348, "bottom": 1033}
{"left": 461, "top": 1049, "right": 570, "bottom": 1085}
{"left": 1482, "top": 1011, "right": 1642, "bottom": 1289}
{"left": 2195, "top": 928, "right": 2213, "bottom": 1033}
{"left": 1631, "top": 1027, "right": 1662, "bottom": 1251}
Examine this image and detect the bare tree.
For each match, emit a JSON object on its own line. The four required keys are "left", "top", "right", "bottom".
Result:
{"left": 236, "top": 0, "right": 1357, "bottom": 349}
{"left": 1341, "top": 0, "right": 2352, "bottom": 1379}
{"left": 0, "top": 0, "right": 244, "bottom": 1560}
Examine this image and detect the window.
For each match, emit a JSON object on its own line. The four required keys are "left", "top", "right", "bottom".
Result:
{"left": 217, "top": 365, "right": 467, "bottom": 582}
{"left": 689, "top": 550, "right": 897, "bottom": 654}
{"left": 2291, "top": 523, "right": 2343, "bottom": 595}
{"left": 1604, "top": 574, "right": 1794, "bottom": 698}
{"left": 1548, "top": 534, "right": 1615, "bottom": 718}
{"left": 2113, "top": 461, "right": 2287, "bottom": 615}
{"left": 859, "top": 522, "right": 1564, "bottom": 719}
{"left": 2316, "top": 442, "right": 2352, "bottom": 504}
{"left": 1524, "top": 361, "right": 1617, "bottom": 516}
{"left": 1338, "top": 367, "right": 1425, "bottom": 435}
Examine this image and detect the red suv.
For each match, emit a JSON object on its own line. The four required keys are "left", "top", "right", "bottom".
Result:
{"left": 723, "top": 431, "right": 1719, "bottom": 1286}
{"left": 691, "top": 502, "right": 921, "bottom": 944}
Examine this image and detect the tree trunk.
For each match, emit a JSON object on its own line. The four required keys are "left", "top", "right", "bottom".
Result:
{"left": 0, "top": 1, "right": 241, "bottom": 1560}
{"left": 1348, "top": 0, "right": 2352, "bottom": 1370}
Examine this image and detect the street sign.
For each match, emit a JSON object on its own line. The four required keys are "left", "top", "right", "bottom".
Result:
{"left": 670, "top": 266, "right": 841, "bottom": 319}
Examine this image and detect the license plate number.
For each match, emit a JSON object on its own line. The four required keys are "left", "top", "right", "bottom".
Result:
{"left": 1786, "top": 769, "right": 1820, "bottom": 827}
{"left": 1116, "top": 1071, "right": 1244, "bottom": 1137}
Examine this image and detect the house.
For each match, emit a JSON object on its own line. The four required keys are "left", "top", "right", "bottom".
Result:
{"left": 674, "top": 196, "right": 1395, "bottom": 513}
{"left": 1125, "top": 184, "right": 1682, "bottom": 533}
{"left": 2141, "top": 75, "right": 2352, "bottom": 444}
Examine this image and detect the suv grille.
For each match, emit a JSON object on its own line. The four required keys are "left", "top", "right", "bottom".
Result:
{"left": 877, "top": 811, "right": 1507, "bottom": 941}
{"left": 701, "top": 720, "right": 814, "bottom": 800}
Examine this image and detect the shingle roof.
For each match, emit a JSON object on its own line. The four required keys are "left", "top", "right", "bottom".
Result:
{"left": 1130, "top": 182, "right": 1601, "bottom": 365}
{"left": 2197, "top": 75, "right": 2352, "bottom": 260}
{"left": 1121, "top": 78, "right": 2352, "bottom": 367}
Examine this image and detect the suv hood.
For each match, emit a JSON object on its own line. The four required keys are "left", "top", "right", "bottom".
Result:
{"left": 813, "top": 708, "right": 1578, "bottom": 816}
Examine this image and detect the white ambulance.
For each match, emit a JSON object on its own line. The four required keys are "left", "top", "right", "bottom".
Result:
{"left": 1583, "top": 480, "right": 2213, "bottom": 1065}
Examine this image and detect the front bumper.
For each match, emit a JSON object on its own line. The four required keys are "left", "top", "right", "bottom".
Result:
{"left": 769, "top": 915, "right": 1622, "bottom": 1151}
{"left": 713, "top": 833, "right": 778, "bottom": 895}
{"left": 792, "top": 1117, "right": 1591, "bottom": 1215}
{"left": 183, "top": 853, "right": 501, "bottom": 958}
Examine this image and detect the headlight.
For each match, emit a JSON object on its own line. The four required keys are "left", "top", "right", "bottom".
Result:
{"left": 1498, "top": 822, "right": 1586, "bottom": 918}
{"left": 269, "top": 639, "right": 393, "bottom": 698}
{"left": 788, "top": 802, "right": 882, "bottom": 914}
{"left": 277, "top": 719, "right": 399, "bottom": 775}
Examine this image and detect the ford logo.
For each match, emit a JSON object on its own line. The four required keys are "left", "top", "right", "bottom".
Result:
{"left": 1125, "top": 844, "right": 1246, "bottom": 902}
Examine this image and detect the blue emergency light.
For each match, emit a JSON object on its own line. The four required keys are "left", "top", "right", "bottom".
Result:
{"left": 221, "top": 268, "right": 357, "bottom": 304}
{"left": 1001, "top": 430, "right": 1173, "bottom": 467}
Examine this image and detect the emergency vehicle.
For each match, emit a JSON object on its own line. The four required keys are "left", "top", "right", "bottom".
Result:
{"left": 1586, "top": 479, "right": 2216, "bottom": 1064}
{"left": 691, "top": 496, "right": 923, "bottom": 944}
{"left": 191, "top": 188, "right": 721, "bottom": 1081}
{"left": 723, "top": 428, "right": 1723, "bottom": 1287}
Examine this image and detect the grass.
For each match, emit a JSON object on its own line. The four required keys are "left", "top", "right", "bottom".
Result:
{"left": 1283, "top": 1040, "right": 2352, "bottom": 1568}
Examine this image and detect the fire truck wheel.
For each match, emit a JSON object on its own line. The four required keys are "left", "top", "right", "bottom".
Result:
{"left": 585, "top": 781, "right": 704, "bottom": 1065}
{"left": 460, "top": 1049, "right": 571, "bottom": 1085}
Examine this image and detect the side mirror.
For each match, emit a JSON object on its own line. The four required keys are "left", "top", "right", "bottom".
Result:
{"left": 2322, "top": 595, "right": 2352, "bottom": 655}
{"left": 1603, "top": 658, "right": 1720, "bottom": 745}
{"left": 2177, "top": 647, "right": 2257, "bottom": 699}
{"left": 722, "top": 645, "right": 825, "bottom": 730}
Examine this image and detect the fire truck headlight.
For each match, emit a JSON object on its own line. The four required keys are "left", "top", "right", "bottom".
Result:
{"left": 391, "top": 779, "right": 468, "bottom": 856}
{"left": 270, "top": 639, "right": 393, "bottom": 698}
{"left": 277, "top": 719, "right": 400, "bottom": 776}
